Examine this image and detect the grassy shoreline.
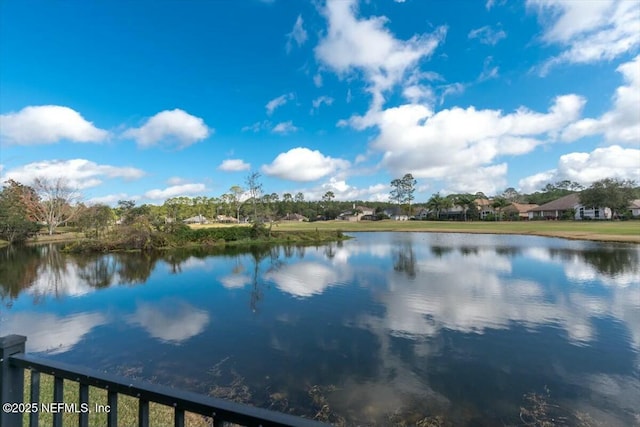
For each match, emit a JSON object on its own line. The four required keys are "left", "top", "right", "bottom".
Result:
{"left": 18, "top": 220, "right": 640, "bottom": 247}
{"left": 269, "top": 219, "right": 640, "bottom": 244}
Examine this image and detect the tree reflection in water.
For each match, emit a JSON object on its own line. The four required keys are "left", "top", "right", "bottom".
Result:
{"left": 548, "top": 246, "right": 640, "bottom": 278}
{"left": 75, "top": 255, "right": 116, "bottom": 289}
{"left": 0, "top": 244, "right": 41, "bottom": 305}
{"left": 393, "top": 238, "right": 416, "bottom": 279}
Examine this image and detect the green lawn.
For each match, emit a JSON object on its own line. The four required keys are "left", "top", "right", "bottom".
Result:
{"left": 268, "top": 219, "right": 640, "bottom": 243}
{"left": 23, "top": 371, "right": 212, "bottom": 427}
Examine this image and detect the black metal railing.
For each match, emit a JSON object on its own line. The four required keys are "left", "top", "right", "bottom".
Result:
{"left": 1, "top": 335, "right": 330, "bottom": 427}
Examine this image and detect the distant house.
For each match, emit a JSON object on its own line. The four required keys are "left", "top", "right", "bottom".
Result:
{"left": 184, "top": 214, "right": 208, "bottom": 224}
{"left": 281, "top": 213, "right": 308, "bottom": 222}
{"left": 527, "top": 193, "right": 611, "bottom": 220}
{"left": 629, "top": 199, "right": 640, "bottom": 217}
{"left": 216, "top": 214, "right": 239, "bottom": 223}
{"left": 441, "top": 204, "right": 464, "bottom": 220}
{"left": 415, "top": 208, "right": 430, "bottom": 220}
{"left": 503, "top": 203, "right": 539, "bottom": 220}
{"left": 384, "top": 207, "right": 409, "bottom": 221}
{"left": 474, "top": 199, "right": 494, "bottom": 220}
{"left": 339, "top": 205, "right": 375, "bottom": 221}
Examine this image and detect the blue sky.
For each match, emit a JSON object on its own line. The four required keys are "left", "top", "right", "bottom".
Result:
{"left": 1, "top": 0, "right": 639, "bottom": 205}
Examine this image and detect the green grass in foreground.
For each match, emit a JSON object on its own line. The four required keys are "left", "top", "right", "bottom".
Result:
{"left": 266, "top": 219, "right": 640, "bottom": 242}
{"left": 23, "top": 371, "right": 212, "bottom": 427}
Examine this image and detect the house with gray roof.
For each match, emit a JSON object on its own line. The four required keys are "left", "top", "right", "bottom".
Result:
{"left": 527, "top": 193, "right": 611, "bottom": 220}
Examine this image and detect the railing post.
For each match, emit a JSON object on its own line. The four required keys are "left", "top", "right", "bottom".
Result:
{"left": 0, "top": 335, "right": 27, "bottom": 427}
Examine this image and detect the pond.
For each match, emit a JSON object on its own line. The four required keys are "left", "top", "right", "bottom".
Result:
{"left": 1, "top": 232, "right": 639, "bottom": 426}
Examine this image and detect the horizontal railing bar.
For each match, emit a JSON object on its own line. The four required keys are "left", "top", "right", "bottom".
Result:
{"left": 10, "top": 354, "right": 328, "bottom": 427}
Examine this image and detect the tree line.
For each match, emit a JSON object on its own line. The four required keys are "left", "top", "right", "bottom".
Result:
{"left": 1, "top": 173, "right": 638, "bottom": 245}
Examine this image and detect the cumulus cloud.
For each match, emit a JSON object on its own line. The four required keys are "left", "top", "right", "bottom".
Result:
{"left": 87, "top": 193, "right": 137, "bottom": 206}
{"left": 272, "top": 121, "right": 299, "bottom": 134}
{"left": 2, "top": 159, "right": 144, "bottom": 190}
{"left": 518, "top": 145, "right": 640, "bottom": 192}
{"left": 315, "top": 0, "right": 446, "bottom": 116}
{"left": 218, "top": 159, "right": 251, "bottom": 172}
{"left": 123, "top": 109, "right": 210, "bottom": 148}
{"left": 562, "top": 55, "right": 640, "bottom": 145}
{"left": 301, "top": 177, "right": 389, "bottom": 202}
{"left": 468, "top": 25, "right": 507, "bottom": 45}
{"left": 266, "top": 93, "right": 294, "bottom": 115}
{"left": 367, "top": 94, "right": 585, "bottom": 194}
{"left": 286, "top": 15, "right": 308, "bottom": 53}
{"left": 144, "top": 183, "right": 206, "bottom": 200}
{"left": 262, "top": 147, "right": 350, "bottom": 182}
{"left": 0, "top": 105, "right": 108, "bottom": 145}
{"left": 528, "top": 0, "right": 640, "bottom": 74}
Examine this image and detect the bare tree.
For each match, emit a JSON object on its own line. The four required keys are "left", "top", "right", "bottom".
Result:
{"left": 229, "top": 185, "right": 244, "bottom": 222}
{"left": 245, "top": 172, "right": 263, "bottom": 221}
{"left": 31, "top": 177, "right": 81, "bottom": 235}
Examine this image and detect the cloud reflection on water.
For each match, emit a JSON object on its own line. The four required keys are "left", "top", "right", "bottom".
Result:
{"left": 0, "top": 311, "right": 106, "bottom": 354}
{"left": 127, "top": 299, "right": 209, "bottom": 344}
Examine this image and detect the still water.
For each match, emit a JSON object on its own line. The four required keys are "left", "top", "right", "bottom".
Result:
{"left": 1, "top": 232, "right": 639, "bottom": 426}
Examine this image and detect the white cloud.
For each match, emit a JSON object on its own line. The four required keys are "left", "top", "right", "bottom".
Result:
{"left": 302, "top": 177, "right": 389, "bottom": 202}
{"left": 368, "top": 94, "right": 585, "bottom": 194}
{"left": 468, "top": 25, "right": 507, "bottom": 45}
{"left": 123, "top": 109, "right": 210, "bottom": 148}
{"left": 241, "top": 120, "right": 271, "bottom": 132}
{"left": 127, "top": 300, "right": 209, "bottom": 344}
{"left": 0, "top": 105, "right": 108, "bottom": 145}
{"left": 272, "top": 121, "right": 299, "bottom": 134}
{"left": 438, "top": 82, "right": 466, "bottom": 105}
{"left": 315, "top": 0, "right": 446, "bottom": 117}
{"left": 167, "top": 176, "right": 189, "bottom": 185}
{"left": 218, "top": 159, "right": 251, "bottom": 172}
{"left": 144, "top": 183, "right": 206, "bottom": 200}
{"left": 87, "top": 193, "right": 137, "bottom": 206}
{"left": 528, "top": 0, "right": 640, "bottom": 74}
{"left": 486, "top": 0, "right": 506, "bottom": 10}
{"left": 266, "top": 93, "right": 294, "bottom": 115}
{"left": 519, "top": 145, "right": 640, "bottom": 192}
{"left": 478, "top": 56, "right": 500, "bottom": 82}
{"left": 2, "top": 159, "right": 144, "bottom": 190}
{"left": 262, "top": 147, "right": 350, "bottom": 182}
{"left": 562, "top": 55, "right": 640, "bottom": 145}
{"left": 286, "top": 15, "right": 308, "bottom": 53}
{"left": 402, "top": 84, "right": 435, "bottom": 104}
{"left": 313, "top": 73, "right": 323, "bottom": 87}
{"left": 311, "top": 95, "right": 334, "bottom": 113}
